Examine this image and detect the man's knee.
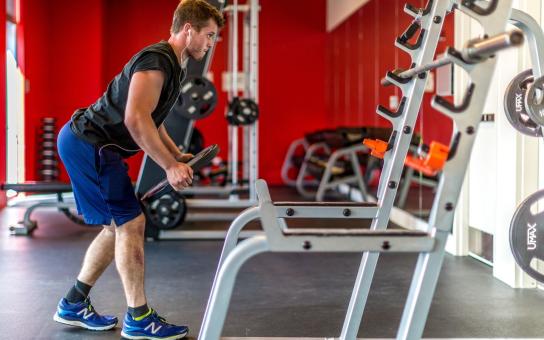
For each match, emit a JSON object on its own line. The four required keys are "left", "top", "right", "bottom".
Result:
{"left": 103, "top": 222, "right": 116, "bottom": 234}
{"left": 116, "top": 213, "right": 146, "bottom": 234}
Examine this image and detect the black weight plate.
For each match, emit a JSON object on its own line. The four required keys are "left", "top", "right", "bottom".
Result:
{"left": 41, "top": 132, "right": 56, "bottom": 139}
{"left": 41, "top": 141, "right": 57, "bottom": 148}
{"left": 510, "top": 189, "right": 544, "bottom": 282}
{"left": 503, "top": 69, "right": 543, "bottom": 137}
{"left": 140, "top": 144, "right": 220, "bottom": 201}
{"left": 525, "top": 75, "right": 544, "bottom": 126}
{"left": 40, "top": 159, "right": 58, "bottom": 166}
{"left": 175, "top": 76, "right": 218, "bottom": 120}
{"left": 226, "top": 97, "right": 259, "bottom": 126}
{"left": 144, "top": 192, "right": 186, "bottom": 230}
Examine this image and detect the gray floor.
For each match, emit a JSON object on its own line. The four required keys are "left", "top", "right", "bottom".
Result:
{"left": 1, "top": 188, "right": 544, "bottom": 339}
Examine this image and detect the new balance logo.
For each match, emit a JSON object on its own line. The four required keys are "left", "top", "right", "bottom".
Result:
{"left": 145, "top": 322, "right": 162, "bottom": 335}
{"left": 77, "top": 308, "right": 95, "bottom": 320}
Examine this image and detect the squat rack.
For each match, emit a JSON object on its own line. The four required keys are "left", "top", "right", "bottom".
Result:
{"left": 196, "top": 1, "right": 526, "bottom": 339}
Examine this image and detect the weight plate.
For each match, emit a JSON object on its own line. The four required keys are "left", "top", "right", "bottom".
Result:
{"left": 41, "top": 133, "right": 56, "bottom": 139}
{"left": 525, "top": 75, "right": 544, "bottom": 126}
{"left": 174, "top": 76, "right": 218, "bottom": 120}
{"left": 503, "top": 69, "right": 543, "bottom": 137}
{"left": 144, "top": 192, "right": 186, "bottom": 230}
{"left": 510, "top": 189, "right": 544, "bottom": 282}
{"left": 140, "top": 144, "right": 220, "bottom": 201}
{"left": 41, "top": 141, "right": 57, "bottom": 148}
{"left": 226, "top": 97, "right": 259, "bottom": 126}
{"left": 40, "top": 159, "right": 58, "bottom": 166}
{"left": 40, "top": 169, "right": 59, "bottom": 175}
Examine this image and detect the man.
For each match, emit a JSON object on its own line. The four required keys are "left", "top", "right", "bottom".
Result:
{"left": 54, "top": 1, "right": 224, "bottom": 339}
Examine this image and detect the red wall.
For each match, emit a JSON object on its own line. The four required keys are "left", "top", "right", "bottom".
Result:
{"left": 257, "top": 0, "right": 328, "bottom": 182}
{"left": 20, "top": 0, "right": 452, "bottom": 186}
{"left": 23, "top": 0, "right": 104, "bottom": 182}
{"left": 22, "top": 0, "right": 328, "bottom": 184}
{"left": 327, "top": 0, "right": 454, "bottom": 144}
{"left": 101, "top": 0, "right": 328, "bottom": 183}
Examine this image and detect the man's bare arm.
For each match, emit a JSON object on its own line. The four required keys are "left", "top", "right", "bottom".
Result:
{"left": 124, "top": 70, "right": 192, "bottom": 189}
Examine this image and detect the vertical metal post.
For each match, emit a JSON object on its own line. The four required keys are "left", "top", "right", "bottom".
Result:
{"left": 228, "top": 1, "right": 240, "bottom": 198}
{"left": 243, "top": 5, "right": 251, "bottom": 188}
{"left": 248, "top": 0, "right": 259, "bottom": 201}
{"left": 340, "top": 1, "right": 452, "bottom": 339}
{"left": 182, "top": 120, "right": 196, "bottom": 150}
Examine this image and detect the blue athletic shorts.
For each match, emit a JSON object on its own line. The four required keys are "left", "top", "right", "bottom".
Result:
{"left": 57, "top": 122, "right": 142, "bottom": 226}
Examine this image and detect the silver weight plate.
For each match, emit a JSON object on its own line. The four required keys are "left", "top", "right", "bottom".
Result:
{"left": 504, "top": 69, "right": 542, "bottom": 137}
{"left": 525, "top": 75, "right": 544, "bottom": 126}
{"left": 510, "top": 189, "right": 544, "bottom": 283}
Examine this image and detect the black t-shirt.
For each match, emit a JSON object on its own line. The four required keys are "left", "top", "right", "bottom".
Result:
{"left": 70, "top": 41, "right": 184, "bottom": 158}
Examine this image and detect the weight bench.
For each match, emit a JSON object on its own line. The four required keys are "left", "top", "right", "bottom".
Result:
{"left": 280, "top": 128, "right": 337, "bottom": 187}
{"left": 293, "top": 127, "right": 393, "bottom": 201}
{"left": 1, "top": 182, "right": 86, "bottom": 235}
{"left": 292, "top": 127, "right": 427, "bottom": 203}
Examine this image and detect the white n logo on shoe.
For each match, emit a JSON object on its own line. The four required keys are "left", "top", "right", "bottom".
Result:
{"left": 76, "top": 308, "right": 95, "bottom": 320}
{"left": 145, "top": 322, "right": 162, "bottom": 334}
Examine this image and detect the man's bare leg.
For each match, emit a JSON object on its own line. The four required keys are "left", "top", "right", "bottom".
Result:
{"left": 62, "top": 225, "right": 116, "bottom": 303}
{"left": 114, "top": 213, "right": 147, "bottom": 308}
{"left": 55, "top": 224, "right": 118, "bottom": 330}
{"left": 77, "top": 225, "right": 116, "bottom": 286}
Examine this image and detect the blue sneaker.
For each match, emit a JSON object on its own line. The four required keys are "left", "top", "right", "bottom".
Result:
{"left": 121, "top": 309, "right": 188, "bottom": 340}
{"left": 53, "top": 297, "right": 118, "bottom": 331}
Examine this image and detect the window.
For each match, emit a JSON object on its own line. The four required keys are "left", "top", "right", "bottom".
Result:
{"left": 6, "top": 0, "right": 25, "bottom": 185}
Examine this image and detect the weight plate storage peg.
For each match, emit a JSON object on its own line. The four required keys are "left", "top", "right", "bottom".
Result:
{"left": 510, "top": 189, "right": 544, "bottom": 283}
{"left": 503, "top": 69, "right": 543, "bottom": 137}
{"left": 525, "top": 75, "right": 544, "bottom": 127}
{"left": 176, "top": 76, "right": 218, "bottom": 120}
{"left": 144, "top": 192, "right": 187, "bottom": 230}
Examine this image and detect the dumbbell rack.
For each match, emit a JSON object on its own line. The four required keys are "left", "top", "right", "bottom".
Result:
{"left": 197, "top": 1, "right": 517, "bottom": 340}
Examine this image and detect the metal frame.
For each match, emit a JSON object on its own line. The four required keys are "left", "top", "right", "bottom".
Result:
{"left": 280, "top": 137, "right": 310, "bottom": 186}
{"left": 286, "top": 134, "right": 439, "bottom": 208}
{"left": 295, "top": 142, "right": 331, "bottom": 197}
{"left": 510, "top": 8, "right": 544, "bottom": 78}
{"left": 8, "top": 198, "right": 74, "bottom": 235}
{"left": 199, "top": 180, "right": 434, "bottom": 340}
{"left": 225, "top": 0, "right": 259, "bottom": 202}
{"left": 396, "top": 166, "right": 440, "bottom": 209}
{"left": 295, "top": 143, "right": 370, "bottom": 201}
{"left": 197, "top": 1, "right": 520, "bottom": 339}
{"left": 3, "top": 188, "right": 84, "bottom": 235}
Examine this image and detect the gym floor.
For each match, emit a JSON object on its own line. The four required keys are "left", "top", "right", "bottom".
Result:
{"left": 1, "top": 187, "right": 544, "bottom": 339}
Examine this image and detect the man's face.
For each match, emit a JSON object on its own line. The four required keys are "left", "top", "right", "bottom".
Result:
{"left": 187, "top": 19, "right": 218, "bottom": 61}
